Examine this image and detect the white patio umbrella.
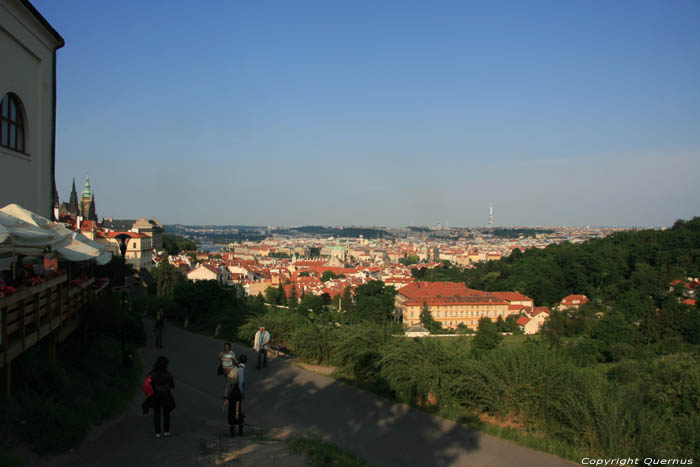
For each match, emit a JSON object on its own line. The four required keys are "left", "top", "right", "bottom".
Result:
{"left": 0, "top": 204, "right": 111, "bottom": 264}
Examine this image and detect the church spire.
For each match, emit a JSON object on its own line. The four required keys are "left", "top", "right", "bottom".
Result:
{"left": 69, "top": 178, "right": 79, "bottom": 218}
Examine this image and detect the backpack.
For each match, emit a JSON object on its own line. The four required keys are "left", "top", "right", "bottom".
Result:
{"left": 227, "top": 367, "right": 239, "bottom": 384}
{"left": 142, "top": 374, "right": 154, "bottom": 398}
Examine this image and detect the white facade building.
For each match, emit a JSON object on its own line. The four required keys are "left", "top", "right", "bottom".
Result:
{"left": 1, "top": 0, "right": 64, "bottom": 218}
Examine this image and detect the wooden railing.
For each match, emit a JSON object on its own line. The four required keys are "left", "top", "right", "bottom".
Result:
{"left": 0, "top": 275, "right": 109, "bottom": 395}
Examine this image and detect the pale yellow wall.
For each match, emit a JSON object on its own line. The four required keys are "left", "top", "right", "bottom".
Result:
{"left": 106, "top": 236, "right": 153, "bottom": 270}
{"left": 247, "top": 280, "right": 273, "bottom": 297}
{"left": 400, "top": 302, "right": 511, "bottom": 330}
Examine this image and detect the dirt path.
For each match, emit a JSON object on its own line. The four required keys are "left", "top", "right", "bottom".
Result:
{"left": 39, "top": 321, "right": 575, "bottom": 466}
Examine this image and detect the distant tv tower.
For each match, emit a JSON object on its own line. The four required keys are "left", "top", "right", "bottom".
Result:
{"left": 488, "top": 204, "right": 494, "bottom": 228}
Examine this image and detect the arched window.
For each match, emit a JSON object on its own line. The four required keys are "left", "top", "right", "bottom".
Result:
{"left": 1, "top": 94, "right": 26, "bottom": 153}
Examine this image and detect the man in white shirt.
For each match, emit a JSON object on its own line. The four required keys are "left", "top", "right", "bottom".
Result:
{"left": 253, "top": 326, "right": 270, "bottom": 370}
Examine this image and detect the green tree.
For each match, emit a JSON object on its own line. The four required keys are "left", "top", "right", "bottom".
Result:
{"left": 269, "top": 252, "right": 291, "bottom": 259}
{"left": 173, "top": 279, "right": 226, "bottom": 324}
{"left": 540, "top": 309, "right": 567, "bottom": 348}
{"left": 154, "top": 261, "right": 184, "bottom": 298}
{"left": 248, "top": 293, "right": 267, "bottom": 316}
{"left": 351, "top": 281, "right": 397, "bottom": 324}
{"left": 162, "top": 234, "right": 197, "bottom": 255}
{"left": 288, "top": 285, "right": 298, "bottom": 310}
{"left": 399, "top": 255, "right": 420, "bottom": 266}
{"left": 321, "top": 271, "right": 345, "bottom": 282}
{"left": 298, "top": 294, "right": 326, "bottom": 319}
{"left": 264, "top": 286, "right": 282, "bottom": 305}
{"left": 495, "top": 315, "right": 506, "bottom": 332}
{"left": 504, "top": 314, "right": 522, "bottom": 333}
{"left": 593, "top": 309, "right": 637, "bottom": 346}
{"left": 471, "top": 318, "right": 502, "bottom": 351}
{"left": 566, "top": 302, "right": 599, "bottom": 336}
{"left": 419, "top": 301, "right": 441, "bottom": 332}
{"left": 341, "top": 287, "right": 353, "bottom": 313}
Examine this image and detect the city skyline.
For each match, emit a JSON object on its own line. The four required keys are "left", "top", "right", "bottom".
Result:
{"left": 37, "top": 0, "right": 700, "bottom": 227}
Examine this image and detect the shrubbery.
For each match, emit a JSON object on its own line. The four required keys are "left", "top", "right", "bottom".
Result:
{"left": 241, "top": 304, "right": 700, "bottom": 460}
{"left": 154, "top": 219, "right": 700, "bottom": 460}
{"left": 13, "top": 295, "right": 143, "bottom": 454}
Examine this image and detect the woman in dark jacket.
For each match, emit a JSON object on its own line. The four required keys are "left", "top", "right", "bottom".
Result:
{"left": 150, "top": 356, "right": 175, "bottom": 438}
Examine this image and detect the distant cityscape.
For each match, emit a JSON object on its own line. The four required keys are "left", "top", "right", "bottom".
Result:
{"left": 42, "top": 175, "right": 647, "bottom": 336}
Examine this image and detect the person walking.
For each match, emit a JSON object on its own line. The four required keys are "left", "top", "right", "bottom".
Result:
{"left": 218, "top": 342, "right": 238, "bottom": 394}
{"left": 154, "top": 309, "right": 166, "bottom": 349}
{"left": 253, "top": 326, "right": 270, "bottom": 370}
{"left": 150, "top": 356, "right": 175, "bottom": 438}
{"left": 223, "top": 354, "right": 247, "bottom": 436}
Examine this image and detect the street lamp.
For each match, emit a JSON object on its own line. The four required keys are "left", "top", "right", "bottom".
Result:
{"left": 114, "top": 233, "right": 131, "bottom": 363}
{"left": 115, "top": 233, "right": 130, "bottom": 261}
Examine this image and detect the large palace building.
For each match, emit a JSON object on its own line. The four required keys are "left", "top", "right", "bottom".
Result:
{"left": 396, "top": 281, "right": 533, "bottom": 330}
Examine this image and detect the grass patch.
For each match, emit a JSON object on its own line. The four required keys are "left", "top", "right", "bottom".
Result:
{"left": 288, "top": 436, "right": 376, "bottom": 467}
{"left": 15, "top": 335, "right": 142, "bottom": 455}
{"left": 500, "top": 334, "right": 527, "bottom": 348}
{"left": 329, "top": 360, "right": 584, "bottom": 463}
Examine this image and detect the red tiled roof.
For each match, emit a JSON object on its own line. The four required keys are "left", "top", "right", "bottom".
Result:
{"left": 492, "top": 291, "right": 533, "bottom": 302}
{"left": 79, "top": 220, "right": 95, "bottom": 231}
{"left": 106, "top": 231, "right": 149, "bottom": 239}
{"left": 517, "top": 316, "right": 531, "bottom": 326}
{"left": 560, "top": 294, "right": 589, "bottom": 305}
{"left": 398, "top": 281, "right": 510, "bottom": 307}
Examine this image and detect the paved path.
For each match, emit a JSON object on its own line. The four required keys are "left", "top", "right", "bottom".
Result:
{"left": 43, "top": 321, "right": 575, "bottom": 467}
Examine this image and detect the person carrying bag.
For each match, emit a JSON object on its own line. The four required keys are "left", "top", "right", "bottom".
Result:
{"left": 150, "top": 356, "right": 175, "bottom": 438}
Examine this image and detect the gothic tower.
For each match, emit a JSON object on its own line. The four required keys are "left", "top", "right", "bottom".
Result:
{"left": 80, "top": 174, "right": 97, "bottom": 221}
{"left": 68, "top": 179, "right": 79, "bottom": 218}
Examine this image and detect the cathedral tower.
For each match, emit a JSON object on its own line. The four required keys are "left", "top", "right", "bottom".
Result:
{"left": 80, "top": 174, "right": 97, "bottom": 221}
{"left": 68, "top": 179, "right": 79, "bottom": 218}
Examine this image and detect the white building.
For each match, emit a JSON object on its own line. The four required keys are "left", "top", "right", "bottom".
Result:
{"left": 1, "top": 0, "right": 64, "bottom": 218}
{"left": 187, "top": 263, "right": 219, "bottom": 282}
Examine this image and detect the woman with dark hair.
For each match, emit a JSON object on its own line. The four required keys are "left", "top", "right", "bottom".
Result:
{"left": 223, "top": 354, "right": 247, "bottom": 436}
{"left": 150, "top": 356, "right": 175, "bottom": 438}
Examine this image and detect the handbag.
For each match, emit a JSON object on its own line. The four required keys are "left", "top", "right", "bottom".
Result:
{"left": 217, "top": 363, "right": 224, "bottom": 375}
{"left": 142, "top": 374, "right": 154, "bottom": 398}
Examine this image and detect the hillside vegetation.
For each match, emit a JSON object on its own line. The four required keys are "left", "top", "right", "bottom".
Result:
{"left": 144, "top": 217, "right": 700, "bottom": 461}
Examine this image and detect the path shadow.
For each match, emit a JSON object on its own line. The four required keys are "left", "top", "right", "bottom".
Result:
{"left": 243, "top": 356, "right": 480, "bottom": 466}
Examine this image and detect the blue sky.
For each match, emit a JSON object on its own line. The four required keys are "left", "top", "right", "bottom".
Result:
{"left": 34, "top": 0, "right": 700, "bottom": 227}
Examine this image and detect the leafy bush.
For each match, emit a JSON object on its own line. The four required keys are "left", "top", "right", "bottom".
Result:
{"left": 329, "top": 322, "right": 394, "bottom": 380}
{"left": 237, "top": 307, "right": 306, "bottom": 347}
{"left": 471, "top": 318, "right": 503, "bottom": 352}
{"left": 288, "top": 322, "right": 333, "bottom": 364}
{"left": 567, "top": 337, "right": 606, "bottom": 366}
{"left": 379, "top": 337, "right": 463, "bottom": 407}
